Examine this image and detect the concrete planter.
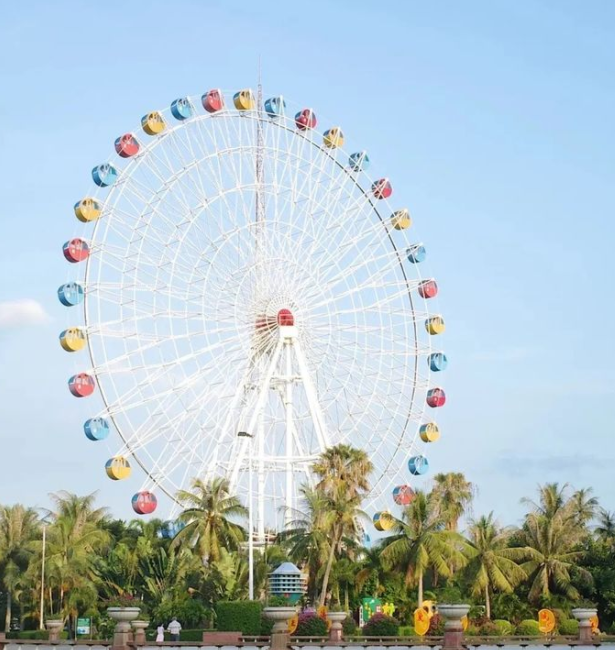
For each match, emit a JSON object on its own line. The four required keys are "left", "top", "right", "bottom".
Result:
{"left": 437, "top": 603, "right": 471, "bottom": 627}
{"left": 107, "top": 607, "right": 141, "bottom": 625}
{"left": 131, "top": 620, "right": 149, "bottom": 645}
{"left": 571, "top": 607, "right": 597, "bottom": 622}
{"left": 327, "top": 611, "right": 347, "bottom": 642}
{"left": 263, "top": 606, "right": 298, "bottom": 633}
{"left": 437, "top": 604, "right": 470, "bottom": 650}
{"left": 572, "top": 608, "right": 598, "bottom": 643}
{"left": 45, "top": 620, "right": 63, "bottom": 642}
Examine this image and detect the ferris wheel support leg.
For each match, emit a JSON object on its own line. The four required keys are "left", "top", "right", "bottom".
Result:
{"left": 284, "top": 340, "right": 294, "bottom": 528}
{"left": 257, "top": 408, "right": 265, "bottom": 542}
{"left": 293, "top": 339, "right": 330, "bottom": 452}
{"left": 229, "top": 339, "right": 284, "bottom": 492}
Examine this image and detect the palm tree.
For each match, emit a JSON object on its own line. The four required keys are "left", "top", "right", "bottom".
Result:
{"left": 518, "top": 508, "right": 591, "bottom": 604}
{"left": 279, "top": 486, "right": 330, "bottom": 601}
{"left": 0, "top": 505, "right": 40, "bottom": 631}
{"left": 312, "top": 444, "right": 373, "bottom": 606}
{"left": 355, "top": 545, "right": 394, "bottom": 598}
{"left": 464, "top": 513, "right": 526, "bottom": 618}
{"left": 570, "top": 488, "right": 599, "bottom": 528}
{"left": 173, "top": 477, "right": 247, "bottom": 564}
{"left": 595, "top": 509, "right": 615, "bottom": 544}
{"left": 381, "top": 490, "right": 468, "bottom": 605}
{"left": 431, "top": 472, "right": 474, "bottom": 530}
{"left": 521, "top": 482, "right": 569, "bottom": 519}
{"left": 47, "top": 491, "right": 108, "bottom": 528}
{"left": 41, "top": 500, "right": 109, "bottom": 627}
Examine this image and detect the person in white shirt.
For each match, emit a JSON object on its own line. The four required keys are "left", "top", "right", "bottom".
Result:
{"left": 167, "top": 618, "right": 181, "bottom": 642}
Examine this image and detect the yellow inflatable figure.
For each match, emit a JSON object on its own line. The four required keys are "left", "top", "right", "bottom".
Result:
{"left": 288, "top": 615, "right": 299, "bottom": 634}
{"left": 414, "top": 608, "right": 430, "bottom": 636}
{"left": 538, "top": 609, "right": 555, "bottom": 634}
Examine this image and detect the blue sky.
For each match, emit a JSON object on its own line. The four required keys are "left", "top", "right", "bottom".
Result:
{"left": 1, "top": 0, "right": 614, "bottom": 525}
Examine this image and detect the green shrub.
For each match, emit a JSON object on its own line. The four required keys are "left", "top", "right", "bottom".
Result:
{"left": 493, "top": 619, "right": 514, "bottom": 636}
{"left": 558, "top": 619, "right": 579, "bottom": 635}
{"left": 465, "top": 624, "right": 481, "bottom": 637}
{"left": 398, "top": 625, "right": 415, "bottom": 636}
{"left": 11, "top": 631, "right": 69, "bottom": 640}
{"left": 362, "top": 613, "right": 399, "bottom": 637}
{"left": 516, "top": 619, "right": 541, "bottom": 636}
{"left": 428, "top": 613, "right": 445, "bottom": 635}
{"left": 260, "top": 615, "right": 274, "bottom": 636}
{"left": 480, "top": 621, "right": 498, "bottom": 636}
{"left": 296, "top": 612, "right": 327, "bottom": 636}
{"left": 342, "top": 616, "right": 358, "bottom": 636}
{"left": 216, "top": 601, "right": 262, "bottom": 635}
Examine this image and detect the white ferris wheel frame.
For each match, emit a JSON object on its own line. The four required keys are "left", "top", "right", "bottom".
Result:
{"left": 68, "top": 85, "right": 442, "bottom": 532}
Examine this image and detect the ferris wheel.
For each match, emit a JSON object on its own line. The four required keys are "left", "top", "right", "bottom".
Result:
{"left": 58, "top": 85, "right": 448, "bottom": 532}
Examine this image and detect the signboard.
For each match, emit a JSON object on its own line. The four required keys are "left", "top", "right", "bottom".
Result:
{"left": 360, "top": 598, "right": 382, "bottom": 626}
{"left": 77, "top": 618, "right": 91, "bottom": 636}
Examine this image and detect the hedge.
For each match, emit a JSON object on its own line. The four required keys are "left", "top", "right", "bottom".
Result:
{"left": 8, "top": 631, "right": 69, "bottom": 640}
{"left": 398, "top": 625, "right": 415, "bottom": 636}
{"left": 216, "top": 601, "right": 262, "bottom": 635}
{"left": 260, "top": 615, "right": 274, "bottom": 636}
{"left": 146, "top": 629, "right": 221, "bottom": 642}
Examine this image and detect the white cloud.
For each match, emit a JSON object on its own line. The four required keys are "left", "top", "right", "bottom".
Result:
{"left": 0, "top": 299, "right": 51, "bottom": 329}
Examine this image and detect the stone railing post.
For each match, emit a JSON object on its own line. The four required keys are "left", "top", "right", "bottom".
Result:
{"left": 572, "top": 608, "right": 597, "bottom": 644}
{"left": 45, "top": 619, "right": 64, "bottom": 642}
{"left": 437, "top": 604, "right": 471, "bottom": 650}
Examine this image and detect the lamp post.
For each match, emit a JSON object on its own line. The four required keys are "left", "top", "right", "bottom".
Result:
{"left": 39, "top": 524, "right": 46, "bottom": 629}
{"left": 237, "top": 431, "right": 254, "bottom": 600}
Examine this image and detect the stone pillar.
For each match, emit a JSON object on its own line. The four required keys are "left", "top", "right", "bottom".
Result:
{"left": 270, "top": 632, "right": 290, "bottom": 650}
{"left": 131, "top": 620, "right": 149, "bottom": 645}
{"left": 437, "top": 604, "right": 470, "bottom": 650}
{"left": 45, "top": 620, "right": 63, "bottom": 642}
{"left": 571, "top": 608, "right": 597, "bottom": 644}
{"left": 113, "top": 621, "right": 132, "bottom": 650}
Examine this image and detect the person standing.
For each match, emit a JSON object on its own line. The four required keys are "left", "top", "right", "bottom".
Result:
{"left": 167, "top": 617, "right": 181, "bottom": 642}
{"left": 155, "top": 624, "right": 165, "bottom": 643}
